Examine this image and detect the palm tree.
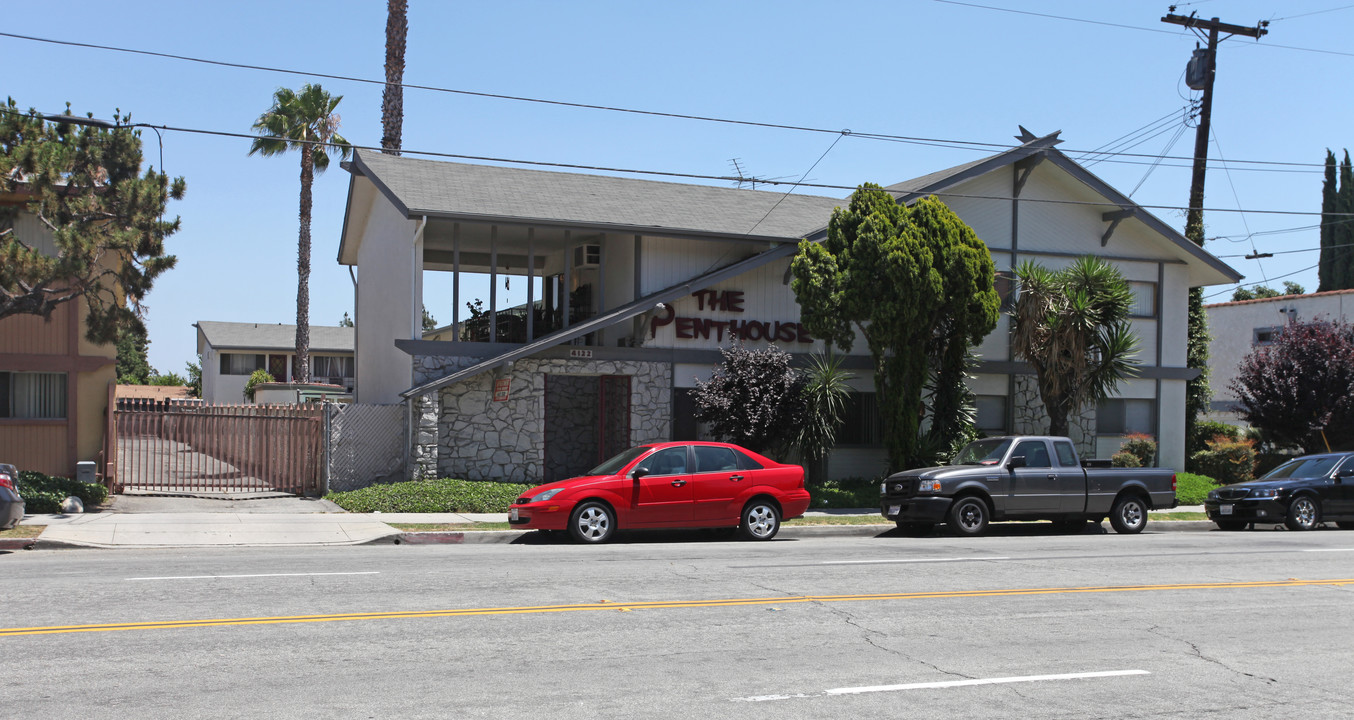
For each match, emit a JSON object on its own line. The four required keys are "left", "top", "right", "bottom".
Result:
{"left": 382, "top": 0, "right": 408, "bottom": 155}
{"left": 794, "top": 352, "right": 854, "bottom": 484}
{"left": 249, "top": 84, "right": 351, "bottom": 383}
{"left": 1011, "top": 256, "right": 1140, "bottom": 437}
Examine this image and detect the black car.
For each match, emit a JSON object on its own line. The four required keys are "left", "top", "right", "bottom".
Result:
{"left": 1204, "top": 453, "right": 1354, "bottom": 531}
{"left": 0, "top": 463, "right": 24, "bottom": 531}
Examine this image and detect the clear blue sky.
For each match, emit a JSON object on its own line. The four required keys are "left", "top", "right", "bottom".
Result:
{"left": 4, "top": 1, "right": 1350, "bottom": 374}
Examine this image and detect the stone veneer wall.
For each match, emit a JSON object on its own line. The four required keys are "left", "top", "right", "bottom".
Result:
{"left": 1011, "top": 374, "right": 1096, "bottom": 459}
{"left": 413, "top": 354, "right": 672, "bottom": 484}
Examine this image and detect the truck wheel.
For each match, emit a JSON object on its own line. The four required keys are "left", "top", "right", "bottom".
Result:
{"left": 947, "top": 497, "right": 989, "bottom": 536}
{"left": 1109, "top": 495, "right": 1148, "bottom": 534}
{"left": 1284, "top": 495, "right": 1319, "bottom": 531}
{"left": 896, "top": 521, "right": 934, "bottom": 537}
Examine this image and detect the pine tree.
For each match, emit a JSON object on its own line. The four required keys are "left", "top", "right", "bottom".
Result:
{"left": 1319, "top": 150, "right": 1338, "bottom": 291}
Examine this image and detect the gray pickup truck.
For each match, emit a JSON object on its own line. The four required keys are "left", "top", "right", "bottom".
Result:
{"left": 880, "top": 436, "right": 1177, "bottom": 536}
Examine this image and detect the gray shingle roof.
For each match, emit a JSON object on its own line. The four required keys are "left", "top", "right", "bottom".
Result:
{"left": 196, "top": 321, "right": 354, "bottom": 353}
{"left": 352, "top": 150, "right": 844, "bottom": 240}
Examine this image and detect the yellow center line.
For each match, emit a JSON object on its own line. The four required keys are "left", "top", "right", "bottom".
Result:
{"left": 3, "top": 578, "right": 1350, "bottom": 638}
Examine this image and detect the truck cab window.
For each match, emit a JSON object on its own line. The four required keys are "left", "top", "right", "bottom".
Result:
{"left": 1054, "top": 442, "right": 1078, "bottom": 467}
{"left": 1014, "top": 441, "right": 1051, "bottom": 467}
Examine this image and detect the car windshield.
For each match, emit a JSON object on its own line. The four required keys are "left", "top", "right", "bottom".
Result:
{"left": 952, "top": 439, "right": 1013, "bottom": 466}
{"left": 586, "top": 446, "right": 652, "bottom": 476}
{"left": 1261, "top": 456, "right": 1341, "bottom": 480}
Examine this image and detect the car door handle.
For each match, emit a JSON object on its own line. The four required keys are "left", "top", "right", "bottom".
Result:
{"left": 671, "top": 480, "right": 687, "bottom": 487}
{"left": 1047, "top": 474, "right": 1056, "bottom": 480}
{"left": 729, "top": 475, "right": 744, "bottom": 482}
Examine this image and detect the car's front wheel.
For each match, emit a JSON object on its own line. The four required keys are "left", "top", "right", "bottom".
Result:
{"left": 569, "top": 501, "right": 616, "bottom": 544}
{"left": 739, "top": 500, "right": 781, "bottom": 540}
{"left": 947, "top": 496, "right": 989, "bottom": 536}
{"left": 1109, "top": 495, "right": 1148, "bottom": 534}
{"left": 1284, "top": 495, "right": 1320, "bottom": 531}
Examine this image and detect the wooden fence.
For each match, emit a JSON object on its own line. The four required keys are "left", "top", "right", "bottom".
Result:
{"left": 114, "top": 401, "right": 323, "bottom": 494}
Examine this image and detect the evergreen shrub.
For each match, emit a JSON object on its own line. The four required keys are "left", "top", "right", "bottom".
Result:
{"left": 1174, "top": 472, "right": 1218, "bottom": 505}
{"left": 325, "top": 477, "right": 531, "bottom": 513}
{"left": 15, "top": 471, "right": 109, "bottom": 513}
{"left": 1188, "top": 437, "right": 1257, "bottom": 486}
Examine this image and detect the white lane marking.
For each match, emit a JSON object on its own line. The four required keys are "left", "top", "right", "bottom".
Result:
{"left": 734, "top": 670, "right": 1149, "bottom": 702}
{"left": 821, "top": 557, "right": 1010, "bottom": 565}
{"left": 127, "top": 572, "right": 380, "bottom": 581}
{"left": 1302, "top": 548, "right": 1354, "bottom": 552}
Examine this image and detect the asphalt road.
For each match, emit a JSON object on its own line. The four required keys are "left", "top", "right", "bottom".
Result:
{"left": 2, "top": 527, "right": 1352, "bottom": 719}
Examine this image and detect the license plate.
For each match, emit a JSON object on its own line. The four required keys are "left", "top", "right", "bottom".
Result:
{"left": 888, "top": 505, "right": 901, "bottom": 516}
{"left": 509, "top": 508, "right": 519, "bottom": 521}
{"left": 1219, "top": 504, "right": 1233, "bottom": 515}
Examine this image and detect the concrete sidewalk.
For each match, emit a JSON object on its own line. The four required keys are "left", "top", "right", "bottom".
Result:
{"left": 4, "top": 498, "right": 1211, "bottom": 550}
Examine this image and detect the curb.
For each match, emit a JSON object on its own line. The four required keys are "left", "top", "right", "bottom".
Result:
{"left": 385, "top": 520, "right": 1221, "bottom": 545}
{"left": 0, "top": 537, "right": 39, "bottom": 551}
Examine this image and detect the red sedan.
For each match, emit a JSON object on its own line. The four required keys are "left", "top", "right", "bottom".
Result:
{"left": 508, "top": 442, "right": 810, "bottom": 543}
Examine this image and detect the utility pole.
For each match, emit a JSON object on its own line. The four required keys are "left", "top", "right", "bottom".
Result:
{"left": 1158, "top": 10, "right": 1268, "bottom": 450}
{"left": 1160, "top": 11, "right": 1269, "bottom": 247}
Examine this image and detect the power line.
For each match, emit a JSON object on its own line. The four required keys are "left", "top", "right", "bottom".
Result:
{"left": 1216, "top": 240, "right": 1354, "bottom": 258}
{"left": 16, "top": 106, "right": 1352, "bottom": 219}
{"left": 932, "top": 0, "right": 1354, "bottom": 58}
{"left": 1204, "top": 263, "right": 1319, "bottom": 300}
{"left": 0, "top": 30, "right": 1333, "bottom": 174}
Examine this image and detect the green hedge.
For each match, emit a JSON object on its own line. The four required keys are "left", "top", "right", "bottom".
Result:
{"left": 15, "top": 471, "right": 109, "bottom": 514}
{"left": 808, "top": 477, "right": 881, "bottom": 509}
{"left": 325, "top": 478, "right": 532, "bottom": 513}
{"left": 1174, "top": 472, "right": 1217, "bottom": 505}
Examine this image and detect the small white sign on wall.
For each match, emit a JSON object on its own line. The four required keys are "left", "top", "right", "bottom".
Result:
{"left": 569, "top": 349, "right": 593, "bottom": 359}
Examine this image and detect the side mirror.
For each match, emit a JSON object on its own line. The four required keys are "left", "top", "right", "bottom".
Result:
{"left": 1337, "top": 467, "right": 1354, "bottom": 479}
{"left": 1006, "top": 455, "right": 1027, "bottom": 470}
{"left": 631, "top": 467, "right": 650, "bottom": 480}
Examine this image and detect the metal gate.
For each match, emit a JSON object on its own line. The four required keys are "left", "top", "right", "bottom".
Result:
{"left": 323, "top": 403, "right": 407, "bottom": 492}
{"left": 114, "top": 401, "right": 323, "bottom": 494}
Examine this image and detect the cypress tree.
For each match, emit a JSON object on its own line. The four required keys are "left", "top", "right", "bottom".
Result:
{"left": 1339, "top": 152, "right": 1354, "bottom": 290}
{"left": 1319, "top": 150, "right": 1338, "bottom": 291}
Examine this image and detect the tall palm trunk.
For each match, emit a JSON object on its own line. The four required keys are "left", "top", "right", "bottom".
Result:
{"left": 295, "top": 145, "right": 314, "bottom": 383}
{"left": 382, "top": 0, "right": 407, "bottom": 155}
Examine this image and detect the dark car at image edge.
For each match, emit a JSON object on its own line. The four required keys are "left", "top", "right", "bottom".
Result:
{"left": 1204, "top": 452, "right": 1354, "bottom": 531}
{"left": 0, "top": 463, "right": 25, "bottom": 531}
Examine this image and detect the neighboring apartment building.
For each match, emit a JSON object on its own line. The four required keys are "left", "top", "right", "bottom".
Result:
{"left": 0, "top": 207, "right": 117, "bottom": 477}
{"left": 195, "top": 321, "right": 355, "bottom": 404}
{"left": 1204, "top": 288, "right": 1354, "bottom": 424}
{"left": 337, "top": 130, "right": 1240, "bottom": 483}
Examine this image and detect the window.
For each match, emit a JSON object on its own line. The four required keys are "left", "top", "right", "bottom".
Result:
{"left": 312, "top": 355, "right": 354, "bottom": 379}
{"left": 1097, "top": 398, "right": 1155, "bottom": 435}
{"left": 693, "top": 446, "right": 738, "bottom": 473}
{"left": 0, "top": 371, "right": 66, "bottom": 419}
{"left": 1128, "top": 281, "right": 1157, "bottom": 317}
{"left": 838, "top": 392, "right": 885, "bottom": 446}
{"left": 974, "top": 395, "right": 1008, "bottom": 434}
{"left": 220, "top": 353, "right": 265, "bottom": 376}
{"left": 1055, "top": 441, "right": 1079, "bottom": 467}
{"left": 994, "top": 270, "right": 1017, "bottom": 311}
{"left": 638, "top": 447, "right": 687, "bottom": 476}
{"left": 1013, "top": 440, "right": 1051, "bottom": 467}
{"left": 1253, "top": 327, "right": 1282, "bottom": 346}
